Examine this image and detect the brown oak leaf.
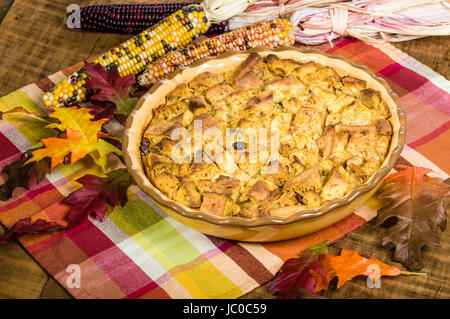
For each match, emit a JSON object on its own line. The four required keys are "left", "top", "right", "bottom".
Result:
{"left": 375, "top": 165, "right": 450, "bottom": 270}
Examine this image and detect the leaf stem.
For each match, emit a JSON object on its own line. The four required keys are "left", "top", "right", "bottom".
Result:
{"left": 400, "top": 271, "right": 427, "bottom": 276}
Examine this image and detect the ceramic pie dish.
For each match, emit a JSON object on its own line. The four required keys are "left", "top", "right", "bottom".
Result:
{"left": 123, "top": 46, "right": 406, "bottom": 242}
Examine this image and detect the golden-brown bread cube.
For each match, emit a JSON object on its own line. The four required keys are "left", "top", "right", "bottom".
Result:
{"left": 189, "top": 71, "right": 224, "bottom": 91}
{"left": 238, "top": 202, "right": 261, "bottom": 219}
{"left": 245, "top": 90, "right": 274, "bottom": 115}
{"left": 347, "top": 163, "right": 366, "bottom": 181}
{"left": 180, "top": 177, "right": 202, "bottom": 208}
{"left": 197, "top": 175, "right": 242, "bottom": 201}
{"left": 292, "top": 107, "right": 327, "bottom": 138}
{"left": 235, "top": 71, "right": 264, "bottom": 90}
{"left": 281, "top": 96, "right": 302, "bottom": 113}
{"left": 319, "top": 158, "right": 336, "bottom": 176}
{"left": 329, "top": 132, "right": 351, "bottom": 164}
{"left": 341, "top": 101, "right": 379, "bottom": 126}
{"left": 327, "top": 93, "right": 355, "bottom": 113}
{"left": 316, "top": 66, "right": 340, "bottom": 83}
{"left": 345, "top": 155, "right": 364, "bottom": 168}
{"left": 276, "top": 191, "right": 300, "bottom": 207}
{"left": 153, "top": 172, "right": 181, "bottom": 199}
{"left": 297, "top": 191, "right": 322, "bottom": 208}
{"left": 320, "top": 166, "right": 355, "bottom": 201}
{"left": 292, "top": 148, "right": 321, "bottom": 168}
{"left": 232, "top": 52, "right": 264, "bottom": 81}
{"left": 153, "top": 100, "right": 189, "bottom": 122}
{"left": 341, "top": 76, "right": 366, "bottom": 96}
{"left": 335, "top": 124, "right": 377, "bottom": 135}
{"left": 376, "top": 118, "right": 393, "bottom": 136}
{"left": 261, "top": 160, "right": 290, "bottom": 186}
{"left": 266, "top": 75, "right": 305, "bottom": 103}
{"left": 236, "top": 151, "right": 264, "bottom": 177}
{"left": 146, "top": 153, "right": 179, "bottom": 177}
{"left": 189, "top": 95, "right": 212, "bottom": 116}
{"left": 263, "top": 105, "right": 293, "bottom": 136}
{"left": 265, "top": 54, "right": 302, "bottom": 76}
{"left": 359, "top": 88, "right": 381, "bottom": 109}
{"left": 205, "top": 83, "right": 234, "bottom": 108}
{"left": 283, "top": 166, "right": 322, "bottom": 193}
{"left": 214, "top": 107, "right": 229, "bottom": 126}
{"left": 316, "top": 125, "right": 336, "bottom": 158}
{"left": 312, "top": 86, "right": 337, "bottom": 108}
{"left": 143, "top": 123, "right": 173, "bottom": 147}
{"left": 346, "top": 132, "right": 390, "bottom": 161}
{"left": 188, "top": 162, "right": 221, "bottom": 183}
{"left": 189, "top": 112, "right": 226, "bottom": 134}
{"left": 291, "top": 61, "right": 319, "bottom": 84}
{"left": 325, "top": 113, "right": 342, "bottom": 127}
{"left": 166, "top": 83, "right": 192, "bottom": 103}
{"left": 378, "top": 100, "right": 392, "bottom": 119}
{"left": 246, "top": 179, "right": 279, "bottom": 203}
{"left": 226, "top": 89, "right": 253, "bottom": 116}
{"left": 200, "top": 193, "right": 232, "bottom": 216}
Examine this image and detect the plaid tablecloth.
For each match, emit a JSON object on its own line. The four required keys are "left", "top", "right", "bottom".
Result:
{"left": 0, "top": 38, "right": 448, "bottom": 299}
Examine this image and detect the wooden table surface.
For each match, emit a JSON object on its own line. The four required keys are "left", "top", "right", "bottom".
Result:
{"left": 0, "top": 0, "right": 449, "bottom": 299}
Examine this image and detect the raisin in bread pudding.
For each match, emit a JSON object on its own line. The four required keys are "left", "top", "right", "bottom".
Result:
{"left": 140, "top": 52, "right": 393, "bottom": 218}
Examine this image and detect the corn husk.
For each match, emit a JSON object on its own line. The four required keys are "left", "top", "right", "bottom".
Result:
{"left": 202, "top": 0, "right": 259, "bottom": 22}
{"left": 228, "top": 0, "right": 450, "bottom": 45}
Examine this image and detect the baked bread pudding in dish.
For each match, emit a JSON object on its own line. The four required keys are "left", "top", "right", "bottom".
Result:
{"left": 139, "top": 52, "right": 393, "bottom": 219}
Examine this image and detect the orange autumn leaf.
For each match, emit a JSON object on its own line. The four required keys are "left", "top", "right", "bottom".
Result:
{"left": 26, "top": 106, "right": 121, "bottom": 172}
{"left": 31, "top": 127, "right": 92, "bottom": 169}
{"left": 312, "top": 249, "right": 401, "bottom": 292}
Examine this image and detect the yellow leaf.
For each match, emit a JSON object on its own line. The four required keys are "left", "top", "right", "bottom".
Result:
{"left": 26, "top": 107, "right": 121, "bottom": 171}
{"left": 46, "top": 107, "right": 106, "bottom": 143}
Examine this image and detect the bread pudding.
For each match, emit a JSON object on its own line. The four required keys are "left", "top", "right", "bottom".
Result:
{"left": 139, "top": 52, "right": 393, "bottom": 218}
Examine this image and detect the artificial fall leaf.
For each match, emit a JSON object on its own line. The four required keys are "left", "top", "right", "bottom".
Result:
{"left": 375, "top": 165, "right": 450, "bottom": 270}
{"left": 63, "top": 168, "right": 131, "bottom": 229}
{"left": 0, "top": 152, "right": 51, "bottom": 201}
{"left": 88, "top": 101, "right": 117, "bottom": 121}
{"left": 0, "top": 217, "right": 65, "bottom": 245}
{"left": 269, "top": 241, "right": 329, "bottom": 298}
{"left": 312, "top": 249, "right": 402, "bottom": 293}
{"left": 0, "top": 157, "right": 34, "bottom": 201}
{"left": 83, "top": 62, "right": 137, "bottom": 116}
{"left": 26, "top": 106, "right": 121, "bottom": 172}
{"left": 0, "top": 107, "right": 57, "bottom": 145}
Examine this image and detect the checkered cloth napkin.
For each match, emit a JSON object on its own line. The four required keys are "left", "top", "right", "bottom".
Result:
{"left": 0, "top": 38, "right": 448, "bottom": 299}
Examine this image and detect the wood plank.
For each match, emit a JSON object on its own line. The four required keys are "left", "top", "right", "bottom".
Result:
{"left": 0, "top": 239, "right": 48, "bottom": 299}
{"left": 393, "top": 37, "right": 449, "bottom": 80}
{"left": 0, "top": 0, "right": 14, "bottom": 25}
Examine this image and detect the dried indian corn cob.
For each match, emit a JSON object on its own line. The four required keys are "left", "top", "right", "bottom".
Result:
{"left": 78, "top": 2, "right": 229, "bottom": 35}
{"left": 138, "top": 18, "right": 295, "bottom": 87}
{"left": 79, "top": 2, "right": 195, "bottom": 33}
{"left": 44, "top": 4, "right": 209, "bottom": 107}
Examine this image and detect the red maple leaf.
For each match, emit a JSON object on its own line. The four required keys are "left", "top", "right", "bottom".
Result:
{"left": 270, "top": 254, "right": 325, "bottom": 298}
{"left": 83, "top": 62, "right": 137, "bottom": 116}
{"left": 63, "top": 168, "right": 131, "bottom": 229}
{"left": 0, "top": 218, "right": 65, "bottom": 245}
{"left": 269, "top": 241, "right": 329, "bottom": 298}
